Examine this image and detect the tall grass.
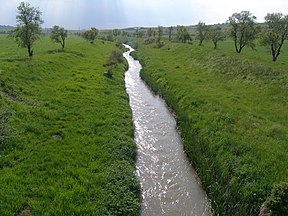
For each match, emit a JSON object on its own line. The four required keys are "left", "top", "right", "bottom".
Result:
{"left": 133, "top": 40, "right": 288, "bottom": 215}
{"left": 0, "top": 35, "right": 140, "bottom": 215}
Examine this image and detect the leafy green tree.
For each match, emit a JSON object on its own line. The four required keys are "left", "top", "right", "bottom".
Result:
{"left": 176, "top": 26, "right": 191, "bottom": 43}
{"left": 153, "top": 30, "right": 157, "bottom": 38}
{"left": 106, "top": 30, "right": 114, "bottom": 41}
{"left": 259, "top": 13, "right": 288, "bottom": 62}
{"left": 9, "top": 2, "right": 43, "bottom": 59}
{"left": 121, "top": 31, "right": 128, "bottom": 37}
{"left": 168, "top": 26, "right": 173, "bottom": 41}
{"left": 156, "top": 25, "right": 163, "bottom": 47}
{"left": 51, "top": 25, "right": 67, "bottom": 49}
{"left": 209, "top": 26, "right": 224, "bottom": 49}
{"left": 82, "top": 27, "right": 98, "bottom": 43}
{"left": 112, "top": 29, "right": 121, "bottom": 37}
{"left": 228, "top": 11, "right": 257, "bottom": 53}
{"left": 196, "top": 22, "right": 210, "bottom": 46}
{"left": 147, "top": 28, "right": 153, "bottom": 37}
{"left": 134, "top": 29, "right": 145, "bottom": 38}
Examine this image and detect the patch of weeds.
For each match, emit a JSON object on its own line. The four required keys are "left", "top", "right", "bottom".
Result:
{"left": 261, "top": 183, "right": 288, "bottom": 216}
{"left": 105, "top": 161, "right": 140, "bottom": 215}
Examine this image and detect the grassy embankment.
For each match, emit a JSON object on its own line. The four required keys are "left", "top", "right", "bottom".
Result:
{"left": 133, "top": 40, "right": 288, "bottom": 215}
{"left": 0, "top": 35, "right": 140, "bottom": 215}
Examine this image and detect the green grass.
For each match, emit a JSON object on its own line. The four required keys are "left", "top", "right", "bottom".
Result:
{"left": 0, "top": 35, "right": 140, "bottom": 215}
{"left": 133, "top": 39, "right": 288, "bottom": 215}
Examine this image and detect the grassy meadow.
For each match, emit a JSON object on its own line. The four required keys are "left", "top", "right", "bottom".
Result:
{"left": 0, "top": 35, "right": 140, "bottom": 215}
{"left": 133, "top": 40, "right": 288, "bottom": 215}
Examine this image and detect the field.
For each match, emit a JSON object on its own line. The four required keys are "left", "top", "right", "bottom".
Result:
{"left": 133, "top": 39, "right": 288, "bottom": 215}
{"left": 0, "top": 35, "right": 140, "bottom": 215}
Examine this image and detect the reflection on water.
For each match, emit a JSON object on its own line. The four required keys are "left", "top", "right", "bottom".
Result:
{"left": 123, "top": 44, "right": 211, "bottom": 216}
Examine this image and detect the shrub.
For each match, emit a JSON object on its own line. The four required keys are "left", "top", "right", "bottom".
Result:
{"left": 261, "top": 183, "right": 288, "bottom": 215}
{"left": 143, "top": 38, "right": 155, "bottom": 45}
{"left": 104, "top": 49, "right": 124, "bottom": 79}
{"left": 106, "top": 50, "right": 123, "bottom": 66}
{"left": 104, "top": 66, "right": 113, "bottom": 78}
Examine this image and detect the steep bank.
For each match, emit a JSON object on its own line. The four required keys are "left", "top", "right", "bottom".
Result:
{"left": 0, "top": 35, "right": 140, "bottom": 215}
{"left": 132, "top": 41, "right": 288, "bottom": 215}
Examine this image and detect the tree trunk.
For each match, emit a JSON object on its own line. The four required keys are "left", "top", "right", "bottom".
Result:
{"left": 238, "top": 46, "right": 243, "bottom": 53}
{"left": 234, "top": 38, "right": 239, "bottom": 53}
{"left": 214, "top": 42, "right": 217, "bottom": 49}
{"left": 270, "top": 44, "right": 281, "bottom": 62}
{"left": 273, "top": 43, "right": 283, "bottom": 62}
{"left": 199, "top": 40, "right": 203, "bottom": 46}
{"left": 28, "top": 45, "right": 33, "bottom": 60}
{"left": 61, "top": 39, "right": 65, "bottom": 49}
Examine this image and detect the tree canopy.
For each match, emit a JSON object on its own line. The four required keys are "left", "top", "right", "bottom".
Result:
{"left": 176, "top": 26, "right": 191, "bottom": 43}
{"left": 82, "top": 27, "right": 99, "bottom": 43}
{"left": 51, "top": 25, "right": 68, "bottom": 49}
{"left": 156, "top": 26, "right": 163, "bottom": 47}
{"left": 208, "top": 26, "right": 224, "bottom": 49}
{"left": 228, "top": 11, "right": 258, "bottom": 53}
{"left": 168, "top": 26, "right": 173, "bottom": 41}
{"left": 196, "top": 22, "right": 210, "bottom": 46}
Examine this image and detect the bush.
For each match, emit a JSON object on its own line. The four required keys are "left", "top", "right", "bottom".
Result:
{"left": 261, "top": 183, "right": 288, "bottom": 215}
{"left": 104, "top": 49, "right": 124, "bottom": 79}
{"left": 106, "top": 50, "right": 123, "bottom": 66}
{"left": 104, "top": 66, "right": 113, "bottom": 78}
{"left": 143, "top": 38, "right": 155, "bottom": 45}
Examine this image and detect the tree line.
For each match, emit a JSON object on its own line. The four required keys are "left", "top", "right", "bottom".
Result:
{"left": 141, "top": 11, "right": 288, "bottom": 62}
{"left": 8, "top": 2, "right": 288, "bottom": 62}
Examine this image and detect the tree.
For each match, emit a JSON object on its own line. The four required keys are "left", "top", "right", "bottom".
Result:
{"left": 82, "top": 27, "right": 98, "bottom": 43}
{"left": 51, "top": 25, "right": 68, "bottom": 49}
{"left": 168, "top": 26, "right": 173, "bottom": 41}
{"left": 196, "top": 22, "right": 210, "bottom": 46}
{"left": 259, "top": 13, "right": 288, "bottom": 62}
{"left": 106, "top": 30, "right": 114, "bottom": 41}
{"left": 156, "top": 25, "right": 163, "bottom": 47}
{"left": 9, "top": 2, "right": 43, "bottom": 59}
{"left": 209, "top": 26, "right": 224, "bottom": 49}
{"left": 147, "top": 28, "right": 153, "bottom": 37}
{"left": 228, "top": 11, "right": 258, "bottom": 53}
{"left": 176, "top": 26, "right": 191, "bottom": 43}
{"left": 121, "top": 31, "right": 129, "bottom": 37}
{"left": 112, "top": 29, "right": 121, "bottom": 37}
{"left": 134, "top": 29, "right": 145, "bottom": 38}
{"left": 153, "top": 30, "right": 157, "bottom": 38}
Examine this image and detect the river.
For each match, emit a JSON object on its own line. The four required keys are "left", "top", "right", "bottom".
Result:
{"left": 123, "top": 44, "right": 211, "bottom": 216}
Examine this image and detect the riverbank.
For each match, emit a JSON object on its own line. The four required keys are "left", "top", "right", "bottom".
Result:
{"left": 0, "top": 35, "right": 140, "bottom": 215}
{"left": 132, "top": 41, "right": 288, "bottom": 215}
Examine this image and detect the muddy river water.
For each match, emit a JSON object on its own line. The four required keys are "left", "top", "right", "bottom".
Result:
{"left": 123, "top": 44, "right": 211, "bottom": 216}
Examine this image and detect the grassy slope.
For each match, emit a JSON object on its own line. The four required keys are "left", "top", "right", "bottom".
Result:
{"left": 0, "top": 35, "right": 140, "bottom": 215}
{"left": 134, "top": 40, "right": 288, "bottom": 215}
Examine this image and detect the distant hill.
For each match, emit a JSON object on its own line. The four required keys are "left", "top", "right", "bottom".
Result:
{"left": 0, "top": 25, "right": 15, "bottom": 34}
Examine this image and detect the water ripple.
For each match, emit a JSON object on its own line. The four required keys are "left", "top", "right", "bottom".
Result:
{"left": 124, "top": 44, "right": 211, "bottom": 216}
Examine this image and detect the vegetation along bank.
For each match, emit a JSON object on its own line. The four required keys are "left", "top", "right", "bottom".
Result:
{"left": 0, "top": 35, "right": 140, "bottom": 215}
{"left": 132, "top": 40, "right": 288, "bottom": 215}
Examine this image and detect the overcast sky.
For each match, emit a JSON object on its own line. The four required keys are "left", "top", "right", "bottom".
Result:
{"left": 1, "top": 0, "right": 288, "bottom": 29}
